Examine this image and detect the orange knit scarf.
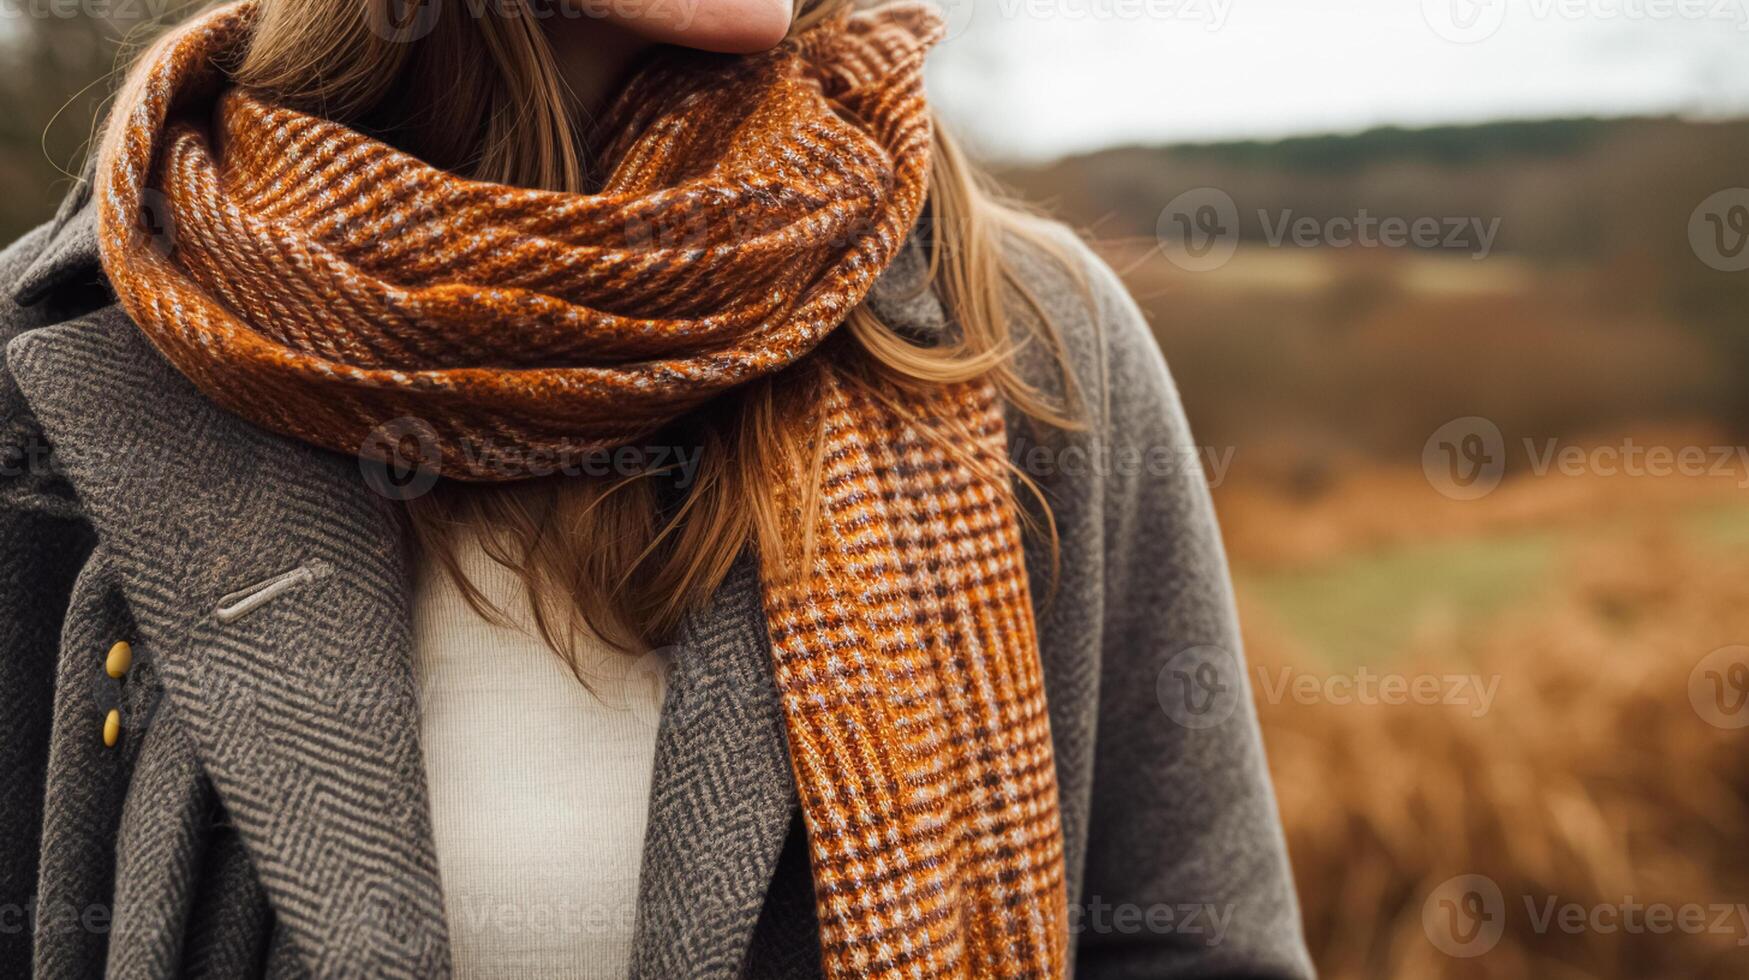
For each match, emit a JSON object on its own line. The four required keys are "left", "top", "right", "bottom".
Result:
{"left": 97, "top": 3, "right": 1068, "bottom": 976}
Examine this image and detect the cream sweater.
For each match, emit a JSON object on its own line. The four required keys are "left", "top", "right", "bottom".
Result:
{"left": 411, "top": 533, "right": 669, "bottom": 979}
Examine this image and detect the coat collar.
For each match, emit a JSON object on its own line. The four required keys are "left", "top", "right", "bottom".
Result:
{"left": 13, "top": 160, "right": 100, "bottom": 308}
{"left": 4, "top": 177, "right": 944, "bottom": 976}
{"left": 8, "top": 307, "right": 454, "bottom": 977}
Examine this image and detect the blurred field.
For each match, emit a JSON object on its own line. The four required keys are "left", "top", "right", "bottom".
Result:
{"left": 1237, "top": 466, "right": 1749, "bottom": 979}
{"left": 1005, "top": 112, "right": 1749, "bottom": 975}
{"left": 1051, "top": 170, "right": 1749, "bottom": 973}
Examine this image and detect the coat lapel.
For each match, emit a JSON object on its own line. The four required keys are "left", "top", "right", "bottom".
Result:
{"left": 13, "top": 307, "right": 808, "bottom": 978}
{"left": 6, "top": 194, "right": 949, "bottom": 978}
{"left": 629, "top": 554, "right": 799, "bottom": 979}
{"left": 7, "top": 307, "right": 450, "bottom": 979}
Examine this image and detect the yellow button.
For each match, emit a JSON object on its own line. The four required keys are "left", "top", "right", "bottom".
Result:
{"left": 105, "top": 641, "right": 132, "bottom": 679}
{"left": 102, "top": 709, "right": 121, "bottom": 748}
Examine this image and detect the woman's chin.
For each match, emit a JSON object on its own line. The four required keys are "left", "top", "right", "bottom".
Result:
{"left": 583, "top": 0, "right": 796, "bottom": 54}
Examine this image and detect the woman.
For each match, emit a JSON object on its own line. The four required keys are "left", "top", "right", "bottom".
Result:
{"left": 0, "top": 0, "right": 1312, "bottom": 977}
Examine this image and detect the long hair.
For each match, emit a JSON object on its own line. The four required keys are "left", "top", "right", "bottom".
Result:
{"left": 98, "top": 0, "right": 1084, "bottom": 670}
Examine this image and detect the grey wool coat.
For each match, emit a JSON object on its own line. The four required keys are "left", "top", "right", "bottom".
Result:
{"left": 0, "top": 171, "right": 1315, "bottom": 980}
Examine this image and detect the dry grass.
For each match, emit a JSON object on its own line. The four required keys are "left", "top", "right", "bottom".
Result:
{"left": 1238, "top": 482, "right": 1749, "bottom": 978}
{"left": 1217, "top": 436, "right": 1749, "bottom": 572}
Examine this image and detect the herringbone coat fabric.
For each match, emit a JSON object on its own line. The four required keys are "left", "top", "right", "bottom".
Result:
{"left": 99, "top": 5, "right": 1070, "bottom": 971}
{"left": 0, "top": 171, "right": 1317, "bottom": 980}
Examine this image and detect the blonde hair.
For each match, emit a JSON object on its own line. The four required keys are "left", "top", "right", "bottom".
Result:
{"left": 101, "top": 0, "right": 1083, "bottom": 669}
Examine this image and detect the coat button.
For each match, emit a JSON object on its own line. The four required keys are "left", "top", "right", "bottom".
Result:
{"left": 106, "top": 641, "right": 132, "bottom": 679}
{"left": 102, "top": 709, "right": 121, "bottom": 748}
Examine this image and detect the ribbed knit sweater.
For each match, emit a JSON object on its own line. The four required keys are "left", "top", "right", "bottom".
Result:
{"left": 410, "top": 532, "right": 670, "bottom": 979}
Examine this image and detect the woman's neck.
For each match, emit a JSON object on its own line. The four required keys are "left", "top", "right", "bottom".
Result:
{"left": 544, "top": 14, "right": 653, "bottom": 125}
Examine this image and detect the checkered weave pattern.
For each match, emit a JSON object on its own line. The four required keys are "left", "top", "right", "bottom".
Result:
{"left": 95, "top": 2, "right": 1069, "bottom": 976}
{"left": 96, "top": 0, "right": 942, "bottom": 480}
{"left": 762, "top": 375, "right": 1068, "bottom": 978}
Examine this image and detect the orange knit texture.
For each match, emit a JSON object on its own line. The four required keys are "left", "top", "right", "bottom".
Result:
{"left": 101, "top": 0, "right": 940, "bottom": 480}
{"left": 764, "top": 376, "right": 1069, "bottom": 978}
{"left": 97, "top": 3, "right": 1068, "bottom": 976}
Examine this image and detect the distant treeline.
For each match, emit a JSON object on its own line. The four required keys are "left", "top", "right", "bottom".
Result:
{"left": 1159, "top": 117, "right": 1632, "bottom": 172}
{"left": 999, "top": 115, "right": 1749, "bottom": 446}
{"left": 1000, "top": 115, "right": 1749, "bottom": 260}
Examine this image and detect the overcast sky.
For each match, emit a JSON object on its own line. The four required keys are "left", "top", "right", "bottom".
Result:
{"left": 925, "top": 0, "right": 1749, "bottom": 160}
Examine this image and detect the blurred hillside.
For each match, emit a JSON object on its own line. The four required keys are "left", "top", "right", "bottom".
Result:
{"left": 1000, "top": 116, "right": 1749, "bottom": 482}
